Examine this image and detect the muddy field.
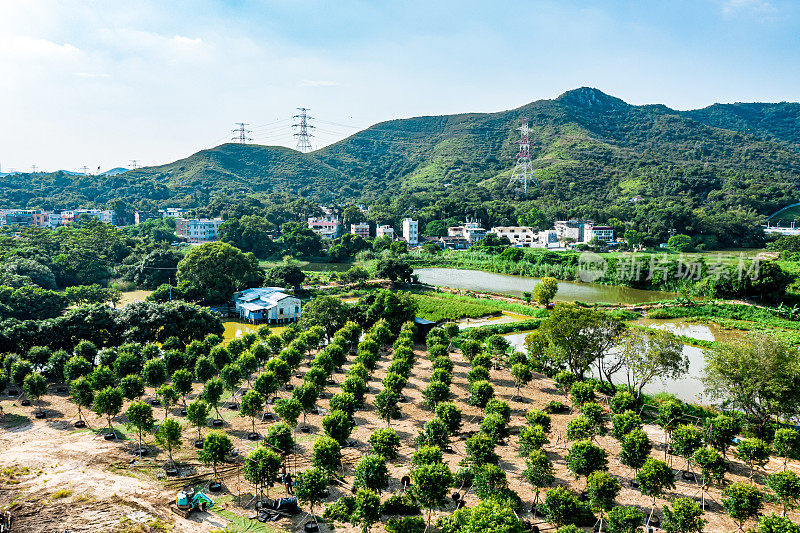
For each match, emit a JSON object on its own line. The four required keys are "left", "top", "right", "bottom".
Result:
{"left": 1, "top": 341, "right": 797, "bottom": 532}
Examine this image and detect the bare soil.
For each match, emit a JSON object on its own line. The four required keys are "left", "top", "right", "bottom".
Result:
{"left": 1, "top": 341, "right": 797, "bottom": 532}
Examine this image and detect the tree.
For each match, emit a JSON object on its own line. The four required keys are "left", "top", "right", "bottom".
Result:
{"left": 264, "top": 422, "right": 295, "bottom": 457}
{"left": 126, "top": 401, "right": 155, "bottom": 455}
{"left": 70, "top": 376, "right": 94, "bottom": 423}
{"left": 202, "top": 377, "right": 225, "bottom": 420}
{"left": 704, "top": 334, "right": 800, "bottom": 433}
{"left": 292, "top": 382, "right": 318, "bottom": 427}
{"left": 351, "top": 487, "right": 381, "bottom": 533}
{"left": 767, "top": 470, "right": 800, "bottom": 517}
{"left": 323, "top": 409, "right": 353, "bottom": 445}
{"left": 611, "top": 410, "right": 642, "bottom": 441}
{"left": 566, "top": 440, "right": 608, "bottom": 479}
{"left": 774, "top": 429, "right": 800, "bottom": 469}
{"left": 218, "top": 215, "right": 275, "bottom": 258}
{"left": 244, "top": 446, "right": 282, "bottom": 501}
{"left": 522, "top": 449, "right": 554, "bottom": 508}
{"left": 264, "top": 264, "right": 306, "bottom": 289}
{"left": 329, "top": 391, "right": 358, "bottom": 420}
{"left": 533, "top": 277, "right": 559, "bottom": 306}
{"left": 444, "top": 497, "right": 526, "bottom": 533}
{"left": 693, "top": 447, "right": 726, "bottom": 510}
{"left": 609, "top": 390, "right": 638, "bottom": 414}
{"left": 723, "top": 482, "right": 763, "bottom": 532}
{"left": 637, "top": 458, "right": 676, "bottom": 526}
{"left": 156, "top": 383, "right": 179, "bottom": 419}
{"left": 668, "top": 234, "right": 693, "bottom": 252}
{"left": 510, "top": 363, "right": 532, "bottom": 399}
{"left": 481, "top": 413, "right": 510, "bottom": 444}
{"left": 353, "top": 454, "right": 389, "bottom": 494}
{"left": 280, "top": 221, "right": 324, "bottom": 257}
{"left": 620, "top": 428, "right": 652, "bottom": 474}
{"left": 312, "top": 435, "right": 342, "bottom": 476}
{"left": 418, "top": 417, "right": 450, "bottom": 450}
{"left": 566, "top": 416, "right": 595, "bottom": 442}
{"left": 541, "top": 486, "right": 590, "bottom": 529}
{"left": 375, "top": 257, "right": 413, "bottom": 284}
{"left": 369, "top": 428, "right": 400, "bottom": 459}
{"left": 64, "top": 355, "right": 93, "bottom": 384}
{"left": 662, "top": 497, "right": 705, "bottom": 533}
{"left": 658, "top": 399, "right": 684, "bottom": 460}
{"left": 176, "top": 241, "right": 262, "bottom": 304}
{"left": 199, "top": 430, "right": 232, "bottom": 483}
{"left": 374, "top": 388, "right": 400, "bottom": 427}
{"left": 239, "top": 390, "right": 263, "bottom": 436}
{"left": 274, "top": 397, "right": 302, "bottom": 430}
{"left": 23, "top": 372, "right": 47, "bottom": 412}
{"left": 460, "top": 339, "right": 481, "bottom": 362}
{"left": 93, "top": 386, "right": 124, "bottom": 438}
{"left": 435, "top": 402, "right": 462, "bottom": 438}
{"left": 735, "top": 438, "right": 772, "bottom": 480}
{"left": 423, "top": 380, "right": 450, "bottom": 407}
{"left": 621, "top": 328, "right": 687, "bottom": 399}
{"left": 120, "top": 374, "right": 145, "bottom": 402}
{"left": 540, "top": 304, "right": 623, "bottom": 380}
{"left": 671, "top": 424, "right": 704, "bottom": 472}
{"left": 624, "top": 229, "right": 641, "bottom": 249}
{"left": 186, "top": 398, "right": 210, "bottom": 442}
{"left": 473, "top": 463, "right": 509, "bottom": 501}
{"left": 518, "top": 424, "right": 549, "bottom": 456}
{"left": 468, "top": 380, "right": 494, "bottom": 408}
{"left": 156, "top": 418, "right": 182, "bottom": 469}
{"left": 172, "top": 369, "right": 194, "bottom": 410}
{"left": 142, "top": 358, "right": 167, "bottom": 390}
{"left": 707, "top": 413, "right": 741, "bottom": 458}
{"left": 757, "top": 514, "right": 800, "bottom": 533}
{"left": 410, "top": 462, "right": 452, "bottom": 532}
{"left": 466, "top": 431, "right": 499, "bottom": 466}
{"left": 606, "top": 506, "right": 643, "bottom": 533}
{"left": 587, "top": 471, "right": 620, "bottom": 532}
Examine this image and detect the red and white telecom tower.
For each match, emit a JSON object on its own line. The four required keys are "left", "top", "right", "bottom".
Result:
{"left": 507, "top": 121, "right": 537, "bottom": 194}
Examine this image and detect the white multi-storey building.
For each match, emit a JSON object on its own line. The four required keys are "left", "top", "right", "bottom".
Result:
{"left": 402, "top": 218, "right": 419, "bottom": 246}
{"left": 176, "top": 218, "right": 223, "bottom": 243}
{"left": 350, "top": 222, "right": 371, "bottom": 238}
{"left": 376, "top": 225, "right": 395, "bottom": 239}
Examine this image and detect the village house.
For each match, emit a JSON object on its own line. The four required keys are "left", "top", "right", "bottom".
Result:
{"left": 232, "top": 287, "right": 302, "bottom": 324}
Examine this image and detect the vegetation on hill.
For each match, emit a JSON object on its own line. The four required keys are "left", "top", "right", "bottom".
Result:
{"left": 3, "top": 88, "right": 800, "bottom": 247}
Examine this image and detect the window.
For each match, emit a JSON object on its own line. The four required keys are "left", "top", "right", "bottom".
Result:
{"left": 279, "top": 308, "right": 284, "bottom": 315}
{"left": 295, "top": 306, "right": 299, "bottom": 313}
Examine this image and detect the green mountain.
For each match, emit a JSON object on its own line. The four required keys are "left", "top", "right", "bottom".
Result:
{"left": 3, "top": 88, "right": 800, "bottom": 234}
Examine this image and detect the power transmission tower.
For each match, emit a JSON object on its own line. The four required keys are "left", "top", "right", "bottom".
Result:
{"left": 507, "top": 121, "right": 538, "bottom": 194}
{"left": 129, "top": 160, "right": 139, "bottom": 169}
{"left": 292, "top": 108, "right": 314, "bottom": 152}
{"left": 31, "top": 165, "right": 38, "bottom": 173}
{"left": 231, "top": 122, "right": 252, "bottom": 144}
{"left": 80, "top": 165, "right": 89, "bottom": 175}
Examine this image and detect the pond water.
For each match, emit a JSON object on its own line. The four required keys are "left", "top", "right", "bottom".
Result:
{"left": 501, "top": 319, "right": 743, "bottom": 404}
{"left": 414, "top": 268, "right": 670, "bottom": 305}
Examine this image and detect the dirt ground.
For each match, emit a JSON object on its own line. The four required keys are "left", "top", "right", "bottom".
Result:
{"left": 1, "top": 340, "right": 798, "bottom": 532}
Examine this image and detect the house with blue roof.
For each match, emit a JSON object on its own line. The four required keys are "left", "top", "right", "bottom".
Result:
{"left": 232, "top": 287, "right": 302, "bottom": 324}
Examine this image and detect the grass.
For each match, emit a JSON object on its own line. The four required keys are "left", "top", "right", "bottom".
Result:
{"left": 51, "top": 488, "right": 73, "bottom": 499}
{"left": 647, "top": 302, "right": 800, "bottom": 330}
{"left": 408, "top": 288, "right": 546, "bottom": 317}
{"left": 409, "top": 293, "right": 502, "bottom": 322}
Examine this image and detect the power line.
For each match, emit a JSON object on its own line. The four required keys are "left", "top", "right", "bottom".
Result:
{"left": 232, "top": 122, "right": 253, "bottom": 144}
{"left": 292, "top": 108, "right": 314, "bottom": 153}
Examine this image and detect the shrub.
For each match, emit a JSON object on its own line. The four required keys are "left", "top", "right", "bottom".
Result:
{"left": 369, "top": 428, "right": 400, "bottom": 459}
{"left": 566, "top": 440, "right": 608, "bottom": 479}
{"left": 518, "top": 425, "right": 549, "bottom": 456}
{"left": 467, "top": 365, "right": 489, "bottom": 384}
{"left": 323, "top": 410, "right": 353, "bottom": 446}
{"left": 662, "top": 497, "right": 705, "bottom": 533}
{"left": 417, "top": 417, "right": 450, "bottom": 450}
{"left": 465, "top": 431, "right": 499, "bottom": 466}
{"left": 526, "top": 409, "right": 552, "bottom": 432}
{"left": 468, "top": 380, "right": 494, "bottom": 408}
{"left": 385, "top": 516, "right": 425, "bottom": 533}
{"left": 541, "top": 486, "right": 596, "bottom": 528}
{"left": 566, "top": 415, "right": 594, "bottom": 441}
{"left": 611, "top": 410, "right": 642, "bottom": 441}
{"left": 722, "top": 482, "right": 763, "bottom": 532}
{"left": 735, "top": 438, "right": 772, "bottom": 480}
{"left": 570, "top": 381, "right": 595, "bottom": 407}
{"left": 609, "top": 390, "right": 638, "bottom": 414}
{"left": 353, "top": 454, "right": 389, "bottom": 493}
{"left": 480, "top": 413, "right": 509, "bottom": 443}
{"left": 382, "top": 491, "right": 421, "bottom": 516}
{"left": 606, "top": 505, "right": 644, "bottom": 533}
{"left": 412, "top": 445, "right": 443, "bottom": 468}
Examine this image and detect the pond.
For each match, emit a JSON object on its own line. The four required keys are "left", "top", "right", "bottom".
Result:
{"left": 414, "top": 268, "right": 670, "bottom": 305}
{"left": 500, "top": 319, "right": 744, "bottom": 404}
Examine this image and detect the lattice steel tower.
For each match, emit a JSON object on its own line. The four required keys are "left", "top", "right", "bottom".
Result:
{"left": 292, "top": 107, "right": 314, "bottom": 152}
{"left": 231, "top": 123, "right": 253, "bottom": 144}
{"left": 507, "top": 122, "right": 537, "bottom": 194}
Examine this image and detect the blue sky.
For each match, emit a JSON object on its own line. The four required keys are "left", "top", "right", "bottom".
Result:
{"left": 1, "top": 0, "right": 798, "bottom": 172}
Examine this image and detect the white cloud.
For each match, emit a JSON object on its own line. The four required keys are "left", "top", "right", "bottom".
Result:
{"left": 74, "top": 72, "right": 110, "bottom": 78}
{"left": 0, "top": 34, "right": 80, "bottom": 59}
{"left": 721, "top": 0, "right": 776, "bottom": 15}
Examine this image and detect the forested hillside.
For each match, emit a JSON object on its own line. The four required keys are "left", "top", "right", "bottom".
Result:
{"left": 3, "top": 87, "right": 800, "bottom": 246}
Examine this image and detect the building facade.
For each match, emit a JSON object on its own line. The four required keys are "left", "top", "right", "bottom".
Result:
{"left": 307, "top": 215, "right": 341, "bottom": 239}
{"left": 402, "top": 218, "right": 419, "bottom": 246}
{"left": 376, "top": 225, "right": 395, "bottom": 239}
{"left": 176, "top": 218, "right": 223, "bottom": 243}
{"left": 233, "top": 287, "right": 302, "bottom": 324}
{"left": 350, "top": 222, "right": 370, "bottom": 238}
{"left": 448, "top": 220, "right": 487, "bottom": 244}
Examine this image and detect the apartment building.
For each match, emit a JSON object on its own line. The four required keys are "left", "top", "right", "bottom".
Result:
{"left": 176, "top": 218, "right": 223, "bottom": 243}
{"left": 402, "top": 218, "right": 419, "bottom": 246}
